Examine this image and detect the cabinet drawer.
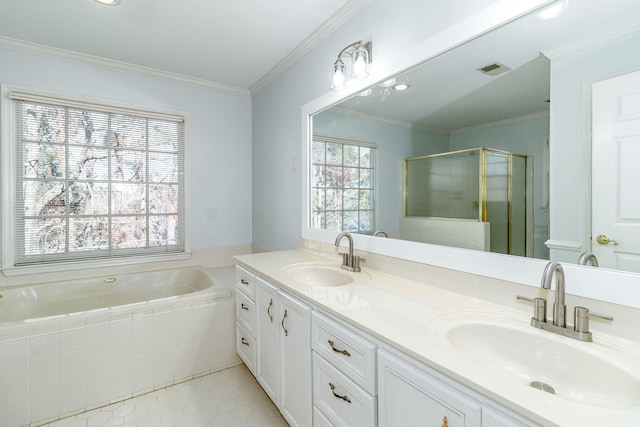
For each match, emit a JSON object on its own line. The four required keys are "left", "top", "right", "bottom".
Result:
{"left": 378, "top": 350, "right": 481, "bottom": 427}
{"left": 312, "top": 311, "right": 377, "bottom": 394}
{"left": 236, "top": 321, "right": 256, "bottom": 375}
{"left": 236, "top": 265, "right": 255, "bottom": 299}
{"left": 313, "top": 353, "right": 376, "bottom": 427}
{"left": 236, "top": 289, "right": 255, "bottom": 334}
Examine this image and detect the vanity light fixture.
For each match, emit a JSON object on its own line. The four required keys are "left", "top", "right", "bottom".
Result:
{"left": 331, "top": 40, "right": 372, "bottom": 90}
{"left": 94, "top": 0, "right": 121, "bottom": 5}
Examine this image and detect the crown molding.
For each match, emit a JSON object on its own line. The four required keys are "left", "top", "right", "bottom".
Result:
{"left": 328, "top": 107, "right": 449, "bottom": 135}
{"left": 325, "top": 107, "right": 550, "bottom": 136}
{"left": 249, "top": 0, "right": 372, "bottom": 96}
{"left": 542, "top": 17, "right": 640, "bottom": 59}
{"left": 1, "top": 0, "right": 372, "bottom": 98}
{"left": 450, "top": 110, "right": 549, "bottom": 134}
{"left": 0, "top": 36, "right": 251, "bottom": 97}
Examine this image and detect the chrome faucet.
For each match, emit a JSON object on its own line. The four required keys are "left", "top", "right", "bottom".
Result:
{"left": 541, "top": 262, "right": 566, "bottom": 327}
{"left": 577, "top": 252, "right": 599, "bottom": 267}
{"left": 334, "top": 232, "right": 362, "bottom": 272}
{"left": 517, "top": 261, "right": 613, "bottom": 342}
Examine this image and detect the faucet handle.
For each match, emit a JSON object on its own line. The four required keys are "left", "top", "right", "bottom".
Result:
{"left": 351, "top": 255, "right": 362, "bottom": 272}
{"left": 338, "top": 252, "right": 350, "bottom": 266}
{"left": 517, "top": 295, "right": 547, "bottom": 322}
{"left": 516, "top": 295, "right": 535, "bottom": 302}
{"left": 574, "top": 306, "right": 613, "bottom": 334}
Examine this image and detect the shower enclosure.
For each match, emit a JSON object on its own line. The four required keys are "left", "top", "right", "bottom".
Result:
{"left": 403, "top": 147, "right": 531, "bottom": 256}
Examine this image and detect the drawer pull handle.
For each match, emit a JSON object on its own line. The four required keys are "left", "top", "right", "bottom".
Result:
{"left": 442, "top": 415, "right": 448, "bottom": 427}
{"left": 328, "top": 340, "right": 351, "bottom": 357}
{"left": 267, "top": 298, "right": 273, "bottom": 323}
{"left": 329, "top": 383, "right": 351, "bottom": 403}
{"left": 241, "top": 337, "right": 250, "bottom": 346}
{"left": 241, "top": 303, "right": 249, "bottom": 311}
{"left": 281, "top": 309, "right": 289, "bottom": 336}
{"left": 240, "top": 278, "right": 249, "bottom": 285}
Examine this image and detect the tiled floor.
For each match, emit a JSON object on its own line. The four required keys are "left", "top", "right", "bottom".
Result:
{"left": 42, "top": 365, "right": 288, "bottom": 427}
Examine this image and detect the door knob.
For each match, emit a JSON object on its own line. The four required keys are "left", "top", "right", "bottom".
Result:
{"left": 596, "top": 234, "right": 619, "bottom": 245}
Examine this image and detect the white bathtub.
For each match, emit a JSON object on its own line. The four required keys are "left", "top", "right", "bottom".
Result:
{"left": 0, "top": 267, "right": 221, "bottom": 324}
{"left": 0, "top": 266, "right": 240, "bottom": 427}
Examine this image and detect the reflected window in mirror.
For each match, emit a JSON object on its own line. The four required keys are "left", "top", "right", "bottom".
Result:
{"left": 311, "top": 136, "right": 376, "bottom": 233}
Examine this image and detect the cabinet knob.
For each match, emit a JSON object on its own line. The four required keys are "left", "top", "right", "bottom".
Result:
{"left": 241, "top": 337, "right": 250, "bottom": 346}
{"left": 240, "top": 278, "right": 249, "bottom": 285}
{"left": 241, "top": 303, "right": 249, "bottom": 311}
{"left": 442, "top": 415, "right": 448, "bottom": 427}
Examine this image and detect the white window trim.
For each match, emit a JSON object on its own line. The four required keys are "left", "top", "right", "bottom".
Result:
{"left": 0, "top": 84, "right": 191, "bottom": 275}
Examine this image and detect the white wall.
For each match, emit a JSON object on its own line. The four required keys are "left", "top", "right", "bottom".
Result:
{"left": 0, "top": 47, "right": 253, "bottom": 257}
{"left": 251, "top": 0, "right": 516, "bottom": 250}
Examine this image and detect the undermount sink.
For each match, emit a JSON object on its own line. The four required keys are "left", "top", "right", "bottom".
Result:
{"left": 433, "top": 312, "right": 640, "bottom": 408}
{"left": 282, "top": 262, "right": 370, "bottom": 287}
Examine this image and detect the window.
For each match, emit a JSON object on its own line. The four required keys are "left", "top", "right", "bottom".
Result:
{"left": 311, "top": 136, "right": 376, "bottom": 233}
{"left": 5, "top": 91, "right": 185, "bottom": 267}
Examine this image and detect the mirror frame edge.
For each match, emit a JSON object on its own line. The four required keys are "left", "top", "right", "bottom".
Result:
{"left": 300, "top": 0, "right": 640, "bottom": 308}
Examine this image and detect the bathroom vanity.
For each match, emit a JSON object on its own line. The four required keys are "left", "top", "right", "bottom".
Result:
{"left": 234, "top": 246, "right": 640, "bottom": 426}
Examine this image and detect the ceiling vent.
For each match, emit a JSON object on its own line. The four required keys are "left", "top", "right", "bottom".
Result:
{"left": 477, "top": 63, "right": 511, "bottom": 76}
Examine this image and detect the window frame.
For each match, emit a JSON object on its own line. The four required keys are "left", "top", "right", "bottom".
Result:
{"left": 310, "top": 134, "right": 378, "bottom": 234}
{"left": 0, "top": 85, "right": 191, "bottom": 275}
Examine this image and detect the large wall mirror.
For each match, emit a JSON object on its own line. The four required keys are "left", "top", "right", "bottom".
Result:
{"left": 306, "top": 0, "right": 640, "bottom": 278}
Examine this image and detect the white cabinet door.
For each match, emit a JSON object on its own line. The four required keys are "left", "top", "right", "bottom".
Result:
{"left": 279, "top": 291, "right": 312, "bottom": 427}
{"left": 255, "top": 278, "right": 280, "bottom": 405}
{"left": 378, "top": 350, "right": 481, "bottom": 427}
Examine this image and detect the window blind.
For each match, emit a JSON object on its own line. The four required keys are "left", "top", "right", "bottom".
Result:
{"left": 12, "top": 94, "right": 185, "bottom": 266}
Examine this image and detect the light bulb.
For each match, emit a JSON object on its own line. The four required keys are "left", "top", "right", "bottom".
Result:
{"left": 331, "top": 59, "right": 346, "bottom": 90}
{"left": 352, "top": 45, "right": 369, "bottom": 79}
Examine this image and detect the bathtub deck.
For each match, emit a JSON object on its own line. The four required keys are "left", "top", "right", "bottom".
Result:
{"left": 41, "top": 364, "right": 287, "bottom": 427}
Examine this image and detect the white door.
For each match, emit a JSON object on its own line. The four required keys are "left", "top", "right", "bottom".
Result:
{"left": 592, "top": 70, "right": 640, "bottom": 271}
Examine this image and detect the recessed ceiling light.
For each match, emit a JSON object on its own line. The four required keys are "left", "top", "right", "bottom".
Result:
{"left": 392, "top": 83, "right": 410, "bottom": 91}
{"left": 95, "top": 0, "right": 121, "bottom": 5}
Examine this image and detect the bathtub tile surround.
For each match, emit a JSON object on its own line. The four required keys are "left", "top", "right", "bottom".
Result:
{"left": 42, "top": 365, "right": 287, "bottom": 427}
{"left": 0, "top": 266, "right": 241, "bottom": 427}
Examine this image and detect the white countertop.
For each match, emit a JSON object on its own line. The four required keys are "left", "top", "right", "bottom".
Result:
{"left": 235, "top": 249, "right": 640, "bottom": 427}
